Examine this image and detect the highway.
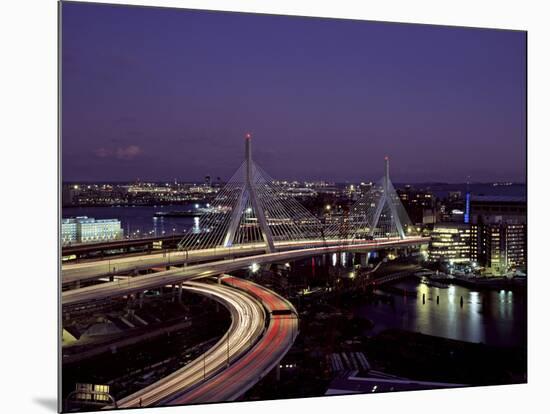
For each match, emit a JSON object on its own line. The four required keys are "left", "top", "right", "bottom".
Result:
{"left": 167, "top": 276, "right": 298, "bottom": 405}
{"left": 62, "top": 237, "right": 429, "bottom": 285}
{"left": 114, "top": 276, "right": 298, "bottom": 407}
{"left": 115, "top": 279, "right": 266, "bottom": 408}
{"left": 63, "top": 242, "right": 270, "bottom": 285}
{"left": 62, "top": 237, "right": 429, "bottom": 307}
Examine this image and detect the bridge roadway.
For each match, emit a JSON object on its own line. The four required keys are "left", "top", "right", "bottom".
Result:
{"left": 115, "top": 276, "right": 298, "bottom": 407}
{"left": 62, "top": 237, "right": 429, "bottom": 307}
{"left": 62, "top": 237, "right": 430, "bottom": 286}
{"left": 63, "top": 241, "right": 281, "bottom": 285}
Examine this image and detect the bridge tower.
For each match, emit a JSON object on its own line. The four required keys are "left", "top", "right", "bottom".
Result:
{"left": 223, "top": 134, "right": 275, "bottom": 252}
{"left": 177, "top": 134, "right": 324, "bottom": 252}
{"left": 369, "top": 157, "right": 406, "bottom": 239}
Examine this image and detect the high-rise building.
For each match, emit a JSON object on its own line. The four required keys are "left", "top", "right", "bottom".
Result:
{"left": 428, "top": 223, "right": 478, "bottom": 264}
{"left": 477, "top": 222, "right": 526, "bottom": 274}
{"left": 470, "top": 196, "right": 526, "bottom": 274}
{"left": 397, "top": 186, "right": 435, "bottom": 225}
{"left": 505, "top": 223, "right": 527, "bottom": 269}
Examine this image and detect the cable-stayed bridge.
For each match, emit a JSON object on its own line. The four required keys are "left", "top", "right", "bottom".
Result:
{"left": 177, "top": 134, "right": 416, "bottom": 253}
{"left": 62, "top": 133, "right": 428, "bottom": 294}
{"left": 177, "top": 134, "right": 325, "bottom": 252}
{"left": 61, "top": 135, "right": 429, "bottom": 408}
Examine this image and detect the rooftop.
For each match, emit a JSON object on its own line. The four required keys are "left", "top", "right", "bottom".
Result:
{"left": 470, "top": 195, "right": 526, "bottom": 203}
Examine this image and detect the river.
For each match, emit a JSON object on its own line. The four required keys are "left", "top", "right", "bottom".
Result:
{"left": 291, "top": 254, "right": 526, "bottom": 348}
{"left": 356, "top": 279, "right": 526, "bottom": 347}
{"left": 62, "top": 207, "right": 527, "bottom": 348}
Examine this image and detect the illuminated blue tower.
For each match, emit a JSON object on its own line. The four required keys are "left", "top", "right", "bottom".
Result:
{"left": 464, "top": 177, "right": 471, "bottom": 224}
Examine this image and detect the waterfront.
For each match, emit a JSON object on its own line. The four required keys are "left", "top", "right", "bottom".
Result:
{"left": 285, "top": 255, "right": 526, "bottom": 348}
{"left": 61, "top": 202, "right": 527, "bottom": 350}
{"left": 358, "top": 280, "right": 526, "bottom": 347}
{"left": 63, "top": 205, "right": 197, "bottom": 238}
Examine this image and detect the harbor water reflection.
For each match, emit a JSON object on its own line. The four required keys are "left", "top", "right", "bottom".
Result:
{"left": 356, "top": 280, "right": 526, "bottom": 347}
{"left": 291, "top": 253, "right": 526, "bottom": 348}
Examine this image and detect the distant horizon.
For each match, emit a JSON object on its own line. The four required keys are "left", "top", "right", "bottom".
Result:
{"left": 62, "top": 179, "right": 527, "bottom": 186}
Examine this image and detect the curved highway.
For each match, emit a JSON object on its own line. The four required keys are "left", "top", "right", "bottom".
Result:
{"left": 115, "top": 280, "right": 266, "bottom": 408}
{"left": 114, "top": 276, "right": 298, "bottom": 407}
{"left": 167, "top": 276, "right": 298, "bottom": 405}
{"left": 62, "top": 237, "right": 428, "bottom": 307}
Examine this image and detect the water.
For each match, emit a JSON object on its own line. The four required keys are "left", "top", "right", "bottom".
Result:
{"left": 292, "top": 254, "right": 526, "bottom": 348}
{"left": 356, "top": 279, "right": 526, "bottom": 347}
{"left": 62, "top": 205, "right": 197, "bottom": 238}
{"left": 61, "top": 205, "right": 527, "bottom": 348}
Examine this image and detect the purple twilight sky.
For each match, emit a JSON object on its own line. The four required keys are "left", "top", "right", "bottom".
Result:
{"left": 61, "top": 2, "right": 526, "bottom": 184}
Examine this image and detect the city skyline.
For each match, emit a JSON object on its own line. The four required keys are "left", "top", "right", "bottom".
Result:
{"left": 62, "top": 2, "right": 526, "bottom": 183}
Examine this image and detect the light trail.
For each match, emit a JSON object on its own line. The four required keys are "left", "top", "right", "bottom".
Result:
{"left": 167, "top": 276, "right": 298, "bottom": 405}
{"left": 62, "top": 237, "right": 429, "bottom": 307}
{"left": 62, "top": 237, "right": 429, "bottom": 285}
{"left": 112, "top": 276, "right": 298, "bottom": 407}
{"left": 115, "top": 280, "right": 266, "bottom": 408}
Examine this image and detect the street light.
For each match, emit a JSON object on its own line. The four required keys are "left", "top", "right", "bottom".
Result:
{"left": 227, "top": 336, "right": 230, "bottom": 367}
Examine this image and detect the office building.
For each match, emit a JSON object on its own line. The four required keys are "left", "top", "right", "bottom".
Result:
{"left": 428, "top": 223, "right": 478, "bottom": 264}
{"left": 470, "top": 196, "right": 527, "bottom": 274}
{"left": 397, "top": 186, "right": 436, "bottom": 225}
{"left": 61, "top": 219, "right": 78, "bottom": 245}
{"left": 61, "top": 216, "right": 123, "bottom": 245}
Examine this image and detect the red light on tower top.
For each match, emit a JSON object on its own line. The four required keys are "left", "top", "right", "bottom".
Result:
{"left": 245, "top": 132, "right": 252, "bottom": 140}
{"left": 384, "top": 156, "right": 389, "bottom": 161}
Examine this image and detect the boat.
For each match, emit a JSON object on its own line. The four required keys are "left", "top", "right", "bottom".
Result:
{"left": 154, "top": 210, "right": 203, "bottom": 218}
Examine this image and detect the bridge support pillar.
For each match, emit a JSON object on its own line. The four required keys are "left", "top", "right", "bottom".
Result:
{"left": 138, "top": 292, "right": 144, "bottom": 309}
{"left": 178, "top": 283, "right": 183, "bottom": 303}
{"left": 360, "top": 253, "right": 369, "bottom": 269}
{"left": 223, "top": 134, "right": 275, "bottom": 253}
{"left": 126, "top": 294, "right": 134, "bottom": 311}
{"left": 275, "top": 363, "right": 281, "bottom": 381}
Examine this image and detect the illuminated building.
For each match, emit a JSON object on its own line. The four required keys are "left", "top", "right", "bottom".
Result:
{"left": 428, "top": 223, "right": 478, "bottom": 263}
{"left": 478, "top": 223, "right": 526, "bottom": 274}
{"left": 61, "top": 216, "right": 123, "bottom": 245}
{"left": 470, "top": 196, "right": 526, "bottom": 274}
{"left": 397, "top": 186, "right": 435, "bottom": 225}
{"left": 464, "top": 192, "right": 471, "bottom": 223}
{"left": 505, "top": 224, "right": 527, "bottom": 269}
{"left": 61, "top": 219, "right": 78, "bottom": 245}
